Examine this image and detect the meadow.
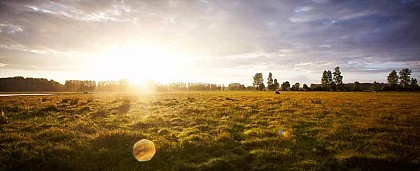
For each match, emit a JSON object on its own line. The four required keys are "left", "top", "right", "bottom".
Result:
{"left": 0, "top": 91, "right": 419, "bottom": 170}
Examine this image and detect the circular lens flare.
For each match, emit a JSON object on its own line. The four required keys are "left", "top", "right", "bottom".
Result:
{"left": 133, "top": 139, "right": 156, "bottom": 162}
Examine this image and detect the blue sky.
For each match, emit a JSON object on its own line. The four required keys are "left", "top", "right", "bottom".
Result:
{"left": 0, "top": 0, "right": 419, "bottom": 86}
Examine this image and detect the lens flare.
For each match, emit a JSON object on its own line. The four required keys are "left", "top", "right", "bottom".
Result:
{"left": 279, "top": 129, "right": 292, "bottom": 138}
{"left": 133, "top": 139, "right": 156, "bottom": 162}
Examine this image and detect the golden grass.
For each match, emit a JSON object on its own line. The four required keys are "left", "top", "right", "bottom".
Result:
{"left": 0, "top": 91, "right": 419, "bottom": 170}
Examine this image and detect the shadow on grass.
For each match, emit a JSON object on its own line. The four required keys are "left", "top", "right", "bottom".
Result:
{"left": 342, "top": 156, "right": 419, "bottom": 171}
{"left": 117, "top": 99, "right": 130, "bottom": 114}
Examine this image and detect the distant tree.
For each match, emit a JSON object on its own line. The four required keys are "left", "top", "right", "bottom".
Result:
{"left": 330, "top": 81, "right": 337, "bottom": 91}
{"left": 253, "top": 73, "right": 263, "bottom": 90}
{"left": 273, "top": 79, "right": 280, "bottom": 90}
{"left": 281, "top": 81, "right": 290, "bottom": 91}
{"left": 321, "top": 70, "right": 328, "bottom": 87}
{"left": 228, "top": 83, "right": 246, "bottom": 90}
{"left": 267, "top": 72, "right": 273, "bottom": 90}
{"left": 327, "top": 70, "right": 333, "bottom": 88}
{"left": 302, "top": 84, "right": 309, "bottom": 91}
{"left": 399, "top": 68, "right": 411, "bottom": 88}
{"left": 187, "top": 82, "right": 218, "bottom": 91}
{"left": 353, "top": 81, "right": 361, "bottom": 91}
{"left": 410, "top": 78, "right": 418, "bottom": 87}
{"left": 259, "top": 83, "right": 266, "bottom": 91}
{"left": 370, "top": 81, "right": 379, "bottom": 91}
{"left": 291, "top": 83, "right": 300, "bottom": 91}
{"left": 0, "top": 77, "right": 63, "bottom": 92}
{"left": 97, "top": 80, "right": 120, "bottom": 92}
{"left": 321, "top": 70, "right": 333, "bottom": 90}
{"left": 65, "top": 80, "right": 97, "bottom": 92}
{"left": 246, "top": 86, "right": 254, "bottom": 90}
{"left": 327, "top": 70, "right": 333, "bottom": 86}
{"left": 381, "top": 86, "right": 392, "bottom": 91}
{"left": 333, "top": 66, "right": 343, "bottom": 90}
{"left": 387, "top": 70, "right": 398, "bottom": 89}
{"left": 119, "top": 79, "right": 129, "bottom": 92}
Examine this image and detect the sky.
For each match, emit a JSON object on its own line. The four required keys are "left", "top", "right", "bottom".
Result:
{"left": 0, "top": 0, "right": 419, "bottom": 86}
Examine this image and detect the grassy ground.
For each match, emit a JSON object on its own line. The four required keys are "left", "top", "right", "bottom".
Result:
{"left": 0, "top": 91, "right": 419, "bottom": 170}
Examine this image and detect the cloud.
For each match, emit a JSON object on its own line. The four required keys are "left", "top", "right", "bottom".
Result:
{"left": 0, "top": 0, "right": 419, "bottom": 84}
{"left": 0, "top": 23, "right": 23, "bottom": 33}
{"left": 313, "top": 0, "right": 329, "bottom": 3}
{"left": 13, "top": 0, "right": 132, "bottom": 22}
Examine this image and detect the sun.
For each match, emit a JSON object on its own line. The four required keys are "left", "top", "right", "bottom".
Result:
{"left": 90, "top": 44, "right": 188, "bottom": 84}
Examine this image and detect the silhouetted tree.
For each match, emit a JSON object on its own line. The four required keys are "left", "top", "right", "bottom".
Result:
{"left": 259, "top": 83, "right": 266, "bottom": 91}
{"left": 0, "top": 77, "right": 63, "bottom": 91}
{"left": 321, "top": 71, "right": 328, "bottom": 87}
{"left": 273, "top": 79, "right": 280, "bottom": 90}
{"left": 253, "top": 73, "right": 263, "bottom": 90}
{"left": 267, "top": 72, "right": 273, "bottom": 90}
{"left": 370, "top": 81, "right": 379, "bottom": 91}
{"left": 65, "top": 80, "right": 96, "bottom": 92}
{"left": 387, "top": 70, "right": 398, "bottom": 89}
{"left": 331, "top": 81, "right": 337, "bottom": 91}
{"left": 353, "top": 81, "right": 361, "bottom": 91}
{"left": 321, "top": 70, "right": 333, "bottom": 90}
{"left": 410, "top": 78, "right": 418, "bottom": 87}
{"left": 302, "top": 84, "right": 310, "bottom": 91}
{"left": 281, "top": 81, "right": 290, "bottom": 91}
{"left": 399, "top": 68, "right": 411, "bottom": 88}
{"left": 333, "top": 66, "right": 343, "bottom": 90}
{"left": 291, "top": 83, "right": 300, "bottom": 91}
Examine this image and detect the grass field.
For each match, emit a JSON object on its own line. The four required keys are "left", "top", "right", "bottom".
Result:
{"left": 1, "top": 91, "right": 419, "bottom": 170}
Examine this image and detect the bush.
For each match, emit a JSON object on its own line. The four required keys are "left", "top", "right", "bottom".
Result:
{"left": 381, "top": 86, "right": 392, "bottom": 91}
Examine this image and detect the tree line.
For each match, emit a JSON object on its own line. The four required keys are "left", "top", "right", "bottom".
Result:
{"left": 0, "top": 77, "right": 227, "bottom": 92}
{"left": 151, "top": 82, "right": 225, "bottom": 91}
{"left": 252, "top": 72, "right": 311, "bottom": 91}
{"left": 0, "top": 77, "right": 128, "bottom": 92}
{"left": 383, "top": 68, "right": 418, "bottom": 91}
{"left": 1, "top": 68, "right": 418, "bottom": 92}
{"left": 252, "top": 67, "right": 419, "bottom": 91}
{"left": 64, "top": 80, "right": 96, "bottom": 92}
{"left": 0, "top": 77, "right": 63, "bottom": 91}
